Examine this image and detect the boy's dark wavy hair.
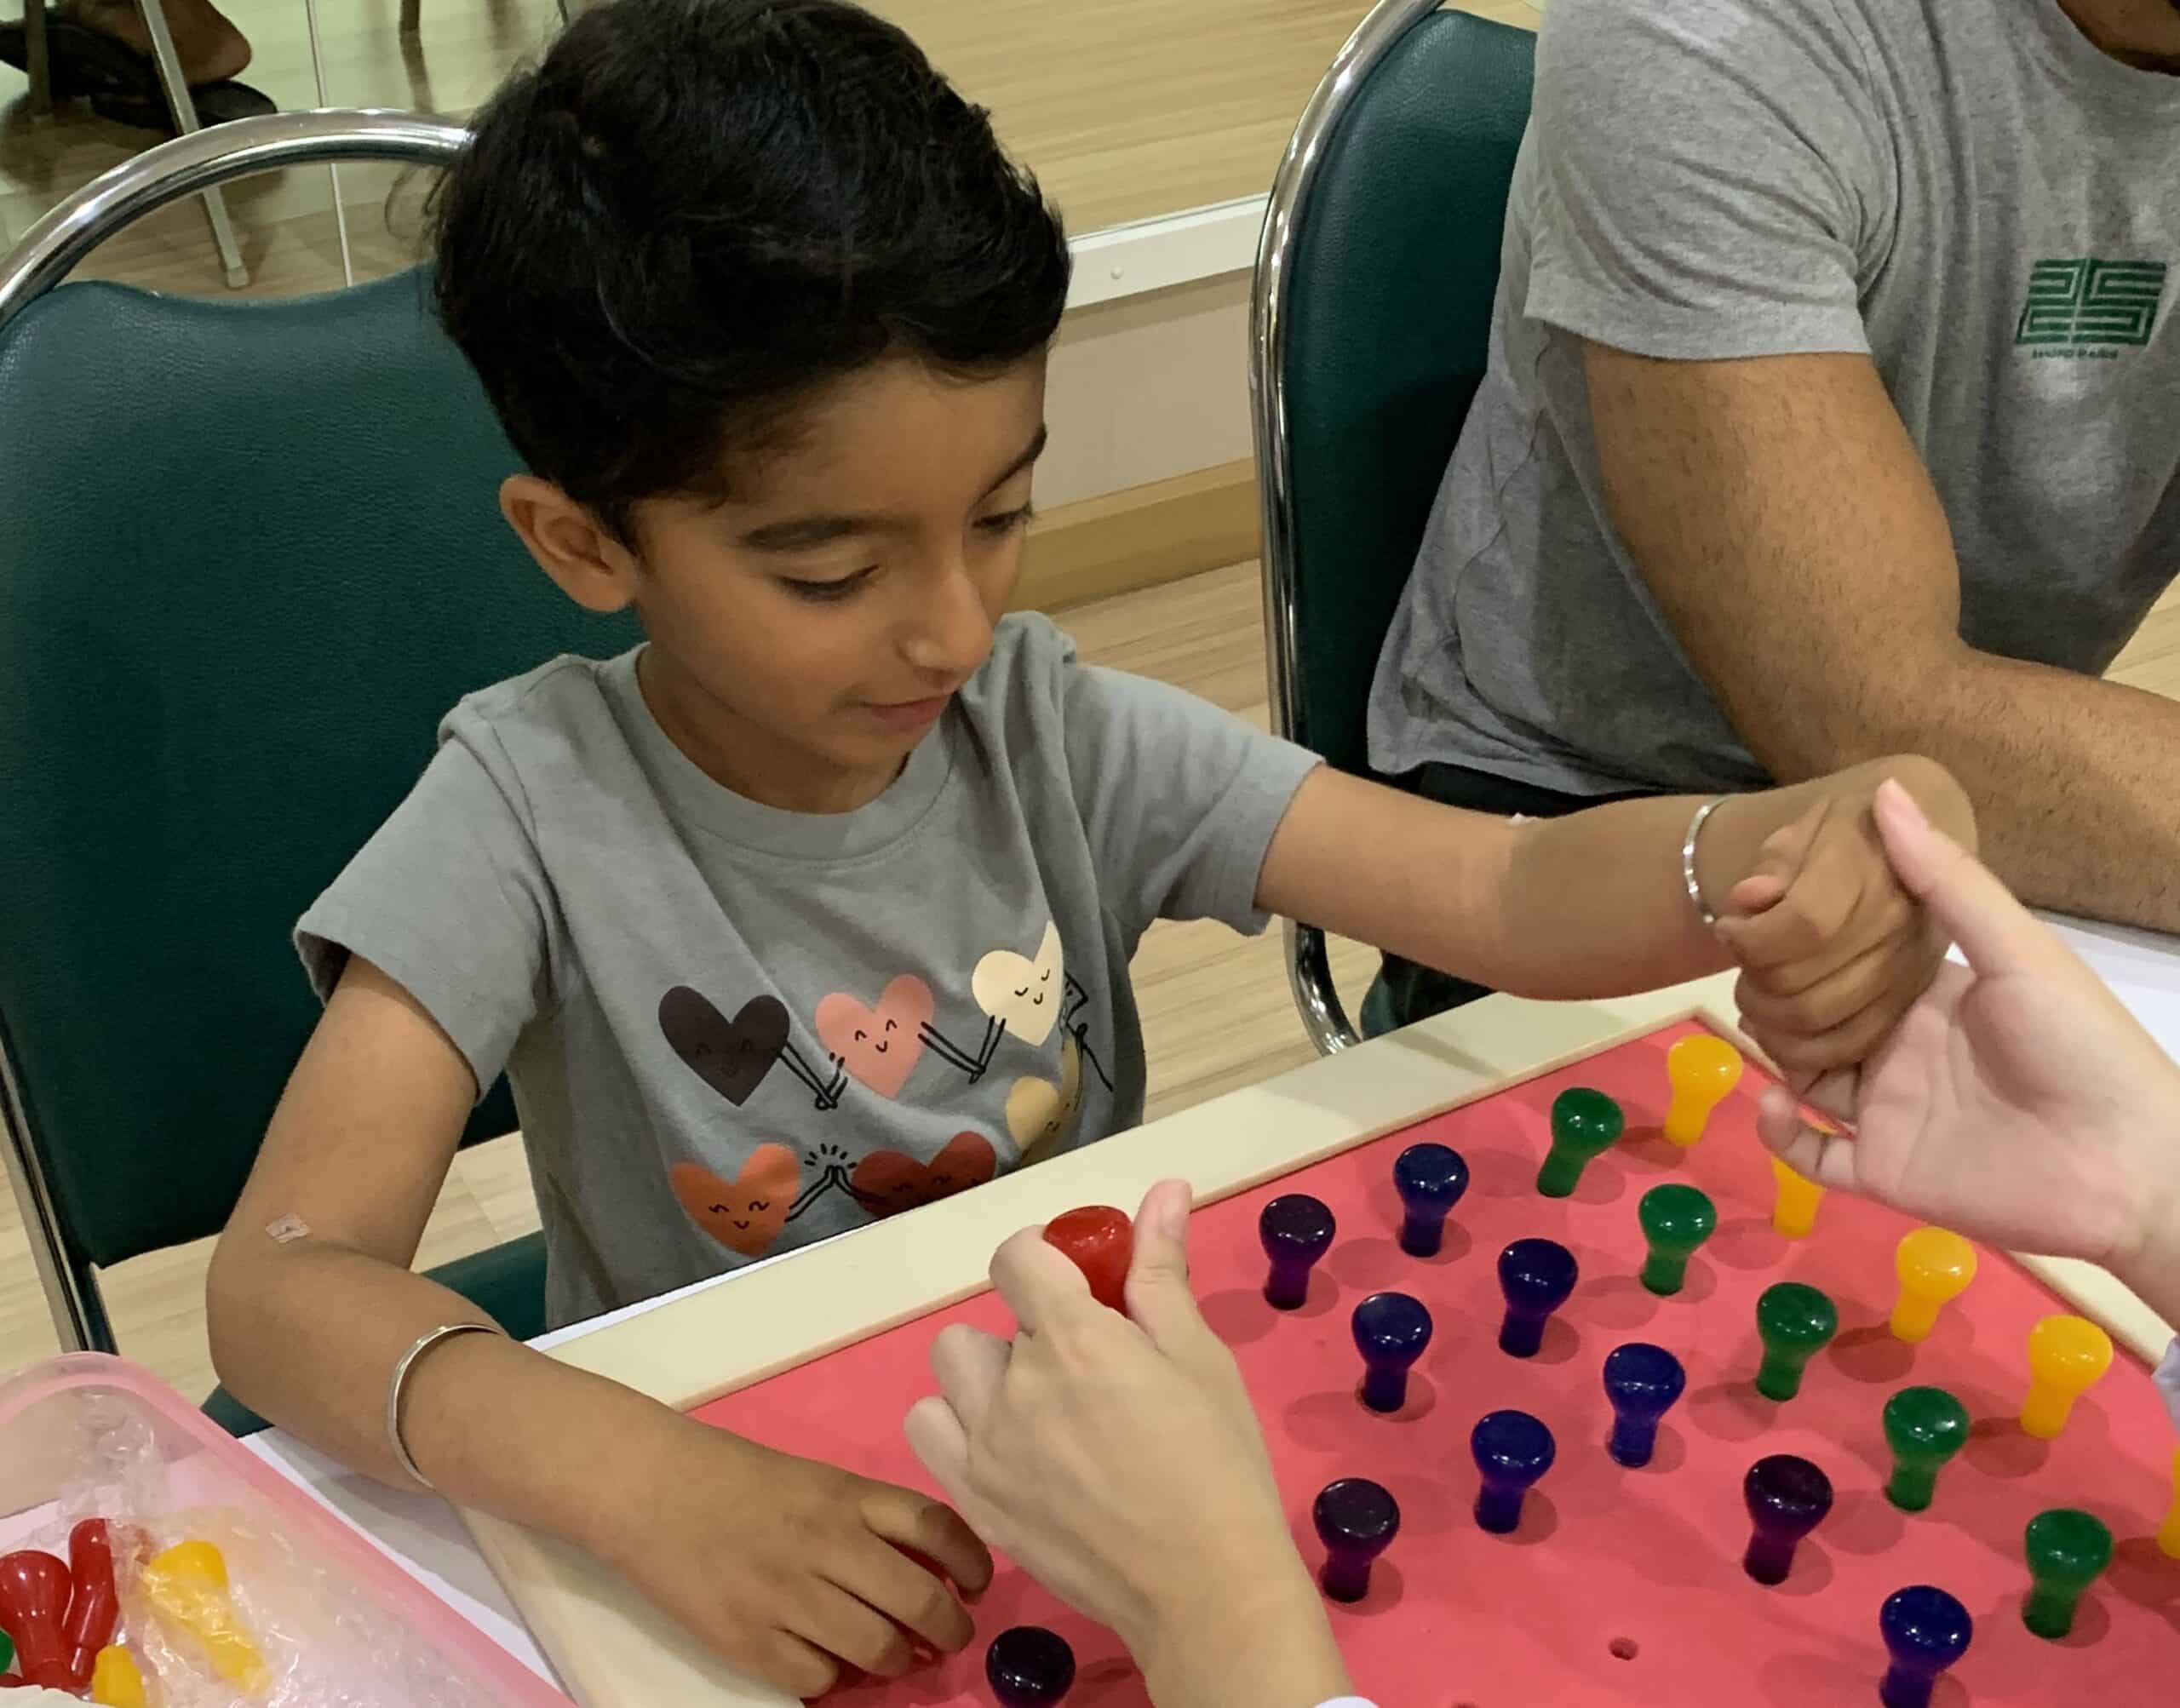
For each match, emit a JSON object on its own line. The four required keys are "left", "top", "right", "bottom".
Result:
{"left": 431, "top": 0, "right": 1072, "bottom": 536}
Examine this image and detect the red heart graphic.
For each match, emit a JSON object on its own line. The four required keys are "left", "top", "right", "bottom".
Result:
{"left": 850, "top": 1132, "right": 997, "bottom": 1219}
{"left": 669, "top": 1144, "right": 800, "bottom": 1257}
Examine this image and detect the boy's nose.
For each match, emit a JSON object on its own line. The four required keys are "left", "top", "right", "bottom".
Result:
{"left": 903, "top": 565, "right": 995, "bottom": 678}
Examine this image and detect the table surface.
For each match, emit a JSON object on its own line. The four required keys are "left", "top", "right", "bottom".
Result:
{"left": 239, "top": 913, "right": 2180, "bottom": 1697}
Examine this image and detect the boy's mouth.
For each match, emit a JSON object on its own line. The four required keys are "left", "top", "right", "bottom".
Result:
{"left": 866, "top": 693, "right": 954, "bottom": 731}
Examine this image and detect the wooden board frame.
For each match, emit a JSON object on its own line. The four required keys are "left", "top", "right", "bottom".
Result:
{"left": 460, "top": 972, "right": 2167, "bottom": 1707}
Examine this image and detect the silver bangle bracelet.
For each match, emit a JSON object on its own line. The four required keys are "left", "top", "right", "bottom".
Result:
{"left": 387, "top": 1321, "right": 502, "bottom": 1492}
{"left": 1683, "top": 795, "right": 1730, "bottom": 929}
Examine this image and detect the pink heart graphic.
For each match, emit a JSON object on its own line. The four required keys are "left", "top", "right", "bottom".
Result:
{"left": 815, "top": 974, "right": 934, "bottom": 1098}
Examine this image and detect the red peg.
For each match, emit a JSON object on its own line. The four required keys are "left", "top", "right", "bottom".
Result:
{"left": 0, "top": 1549, "right": 72, "bottom": 1686}
{"left": 1042, "top": 1206, "right": 1133, "bottom": 1311}
{"left": 60, "top": 1520, "right": 118, "bottom": 1687}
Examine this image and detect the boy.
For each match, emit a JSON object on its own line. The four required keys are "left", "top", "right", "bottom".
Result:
{"left": 208, "top": 0, "right": 1974, "bottom": 1692}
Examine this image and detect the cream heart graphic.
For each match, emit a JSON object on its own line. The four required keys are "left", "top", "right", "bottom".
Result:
{"left": 972, "top": 921, "right": 1063, "bottom": 1048}
{"left": 815, "top": 974, "right": 933, "bottom": 1098}
{"left": 1007, "top": 1036, "right": 1084, "bottom": 1161}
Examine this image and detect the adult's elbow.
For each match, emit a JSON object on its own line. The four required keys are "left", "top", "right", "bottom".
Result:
{"left": 1727, "top": 640, "right": 1982, "bottom": 788}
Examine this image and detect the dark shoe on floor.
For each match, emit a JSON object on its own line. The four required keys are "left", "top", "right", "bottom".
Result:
{"left": 89, "top": 77, "right": 275, "bottom": 133}
{"left": 0, "top": 18, "right": 274, "bottom": 133}
{"left": 0, "top": 14, "right": 160, "bottom": 98}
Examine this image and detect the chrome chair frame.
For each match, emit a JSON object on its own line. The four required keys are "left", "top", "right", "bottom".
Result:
{"left": 0, "top": 110, "right": 467, "bottom": 1349}
{"left": 0, "top": 106, "right": 462, "bottom": 326}
{"left": 1248, "top": 0, "right": 1443, "bottom": 1056}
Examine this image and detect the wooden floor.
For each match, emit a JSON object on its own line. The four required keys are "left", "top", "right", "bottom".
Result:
{"left": 9, "top": 558, "right": 2180, "bottom": 1404}
{"left": 0, "top": 0, "right": 1544, "bottom": 298}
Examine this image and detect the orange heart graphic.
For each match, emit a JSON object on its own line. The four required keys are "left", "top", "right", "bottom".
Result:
{"left": 850, "top": 1132, "right": 997, "bottom": 1219}
{"left": 669, "top": 1144, "right": 800, "bottom": 1257}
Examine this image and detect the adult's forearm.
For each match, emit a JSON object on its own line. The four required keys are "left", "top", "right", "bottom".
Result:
{"left": 1764, "top": 653, "right": 2180, "bottom": 934}
{"left": 1131, "top": 1567, "right": 1352, "bottom": 1708}
{"left": 2119, "top": 1252, "right": 2180, "bottom": 1344}
{"left": 2114, "top": 1170, "right": 2180, "bottom": 1334}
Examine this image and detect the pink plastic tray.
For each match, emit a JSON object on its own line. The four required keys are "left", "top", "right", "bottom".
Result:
{"left": 0, "top": 1352, "right": 567, "bottom": 1704}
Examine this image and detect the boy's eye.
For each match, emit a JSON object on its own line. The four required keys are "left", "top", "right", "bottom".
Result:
{"left": 782, "top": 568, "right": 875, "bottom": 603}
{"left": 975, "top": 504, "right": 1036, "bottom": 536}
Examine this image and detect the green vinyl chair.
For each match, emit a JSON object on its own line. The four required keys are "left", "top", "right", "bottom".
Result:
{"left": 1251, "top": 1, "right": 1537, "bottom": 1053}
{"left": 0, "top": 113, "right": 639, "bottom": 1434}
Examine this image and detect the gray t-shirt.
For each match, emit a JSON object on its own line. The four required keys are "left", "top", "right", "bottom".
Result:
{"left": 298, "top": 614, "right": 1317, "bottom": 1327}
{"left": 1370, "top": 0, "right": 2180, "bottom": 797}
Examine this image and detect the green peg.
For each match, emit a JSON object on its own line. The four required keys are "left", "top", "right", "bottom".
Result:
{"left": 1882, "top": 1385, "right": 1971, "bottom": 1511}
{"left": 1754, "top": 1281, "right": 1839, "bottom": 1401}
{"left": 1638, "top": 1184, "right": 1717, "bottom": 1295}
{"left": 2023, "top": 1508, "right": 2114, "bottom": 1640}
{"left": 0, "top": 1623, "right": 12, "bottom": 1675}
{"left": 1535, "top": 1087, "right": 1625, "bottom": 1198}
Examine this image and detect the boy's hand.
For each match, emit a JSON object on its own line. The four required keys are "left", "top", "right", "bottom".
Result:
{"left": 1716, "top": 761, "right": 1972, "bottom": 1082}
{"left": 593, "top": 1410, "right": 990, "bottom": 1699}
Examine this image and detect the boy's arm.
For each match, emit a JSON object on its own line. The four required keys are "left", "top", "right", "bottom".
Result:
{"left": 206, "top": 955, "right": 673, "bottom": 1540}
{"left": 209, "top": 957, "right": 990, "bottom": 1694}
{"left": 1254, "top": 754, "right": 1973, "bottom": 1004}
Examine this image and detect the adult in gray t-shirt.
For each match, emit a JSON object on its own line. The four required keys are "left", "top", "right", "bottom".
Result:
{"left": 1371, "top": 0, "right": 2180, "bottom": 946}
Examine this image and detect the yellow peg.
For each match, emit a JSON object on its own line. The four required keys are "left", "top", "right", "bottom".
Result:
{"left": 2019, "top": 1315, "right": 2114, "bottom": 1440}
{"left": 1890, "top": 1228, "right": 1977, "bottom": 1343}
{"left": 2159, "top": 1448, "right": 2180, "bottom": 1561}
{"left": 1770, "top": 1155, "right": 1826, "bottom": 1239}
{"left": 1664, "top": 1034, "right": 1743, "bottom": 1147}
{"left": 91, "top": 1645, "right": 148, "bottom": 1708}
{"left": 142, "top": 1539, "right": 270, "bottom": 1694}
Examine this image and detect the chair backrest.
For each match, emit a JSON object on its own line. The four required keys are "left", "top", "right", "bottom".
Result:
{"left": 1255, "top": 3, "right": 1537, "bottom": 780}
{"left": 0, "top": 267, "right": 636, "bottom": 1334}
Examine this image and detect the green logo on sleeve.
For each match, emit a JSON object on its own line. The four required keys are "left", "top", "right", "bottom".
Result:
{"left": 2015, "top": 259, "right": 2166, "bottom": 352}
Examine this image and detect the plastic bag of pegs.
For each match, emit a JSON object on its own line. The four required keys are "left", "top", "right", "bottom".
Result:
{"left": 0, "top": 1354, "right": 565, "bottom": 1706}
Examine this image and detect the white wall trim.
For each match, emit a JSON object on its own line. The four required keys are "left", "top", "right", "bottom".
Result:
{"left": 1064, "top": 193, "right": 1266, "bottom": 310}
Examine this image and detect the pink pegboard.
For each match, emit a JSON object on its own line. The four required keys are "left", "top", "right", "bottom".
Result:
{"left": 695, "top": 1023, "right": 2180, "bottom": 1706}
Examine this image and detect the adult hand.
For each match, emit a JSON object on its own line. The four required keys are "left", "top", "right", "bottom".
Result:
{"left": 904, "top": 1181, "right": 1350, "bottom": 1708}
{"left": 1756, "top": 780, "right": 2180, "bottom": 1291}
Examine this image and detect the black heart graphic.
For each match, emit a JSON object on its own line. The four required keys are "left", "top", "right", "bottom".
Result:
{"left": 659, "top": 987, "right": 789, "bottom": 1106}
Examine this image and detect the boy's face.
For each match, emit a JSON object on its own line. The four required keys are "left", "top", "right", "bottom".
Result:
{"left": 509, "top": 353, "right": 1047, "bottom": 812}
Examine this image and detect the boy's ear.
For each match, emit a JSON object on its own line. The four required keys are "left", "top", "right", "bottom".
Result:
{"left": 499, "top": 474, "right": 641, "bottom": 613}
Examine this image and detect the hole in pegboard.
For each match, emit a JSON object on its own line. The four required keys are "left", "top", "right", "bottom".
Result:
{"left": 1609, "top": 1636, "right": 1640, "bottom": 1661}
